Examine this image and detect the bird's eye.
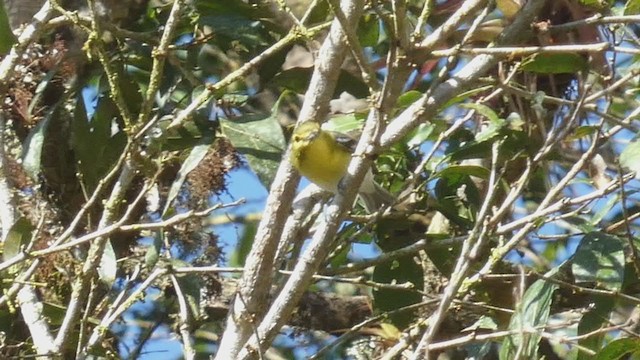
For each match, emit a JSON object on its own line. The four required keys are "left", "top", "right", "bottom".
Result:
{"left": 292, "top": 135, "right": 300, "bottom": 142}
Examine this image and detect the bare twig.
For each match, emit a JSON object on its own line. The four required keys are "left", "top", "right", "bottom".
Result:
{"left": 428, "top": 42, "right": 611, "bottom": 56}
{"left": 170, "top": 274, "right": 196, "bottom": 360}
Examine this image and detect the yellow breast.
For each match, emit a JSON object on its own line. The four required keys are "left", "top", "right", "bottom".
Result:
{"left": 291, "top": 132, "right": 351, "bottom": 192}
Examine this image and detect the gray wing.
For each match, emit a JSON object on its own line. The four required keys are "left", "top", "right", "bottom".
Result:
{"left": 329, "top": 130, "right": 358, "bottom": 153}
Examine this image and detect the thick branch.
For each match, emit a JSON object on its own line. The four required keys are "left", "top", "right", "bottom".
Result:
{"left": 215, "top": 1, "right": 365, "bottom": 358}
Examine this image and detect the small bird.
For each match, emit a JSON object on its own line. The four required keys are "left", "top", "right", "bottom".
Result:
{"left": 289, "top": 121, "right": 393, "bottom": 212}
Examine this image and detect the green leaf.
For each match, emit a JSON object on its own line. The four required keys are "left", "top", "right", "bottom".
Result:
{"left": 329, "top": 240, "right": 351, "bottom": 268}
{"left": 0, "top": 0, "right": 16, "bottom": 55}
{"left": 597, "top": 338, "right": 640, "bottom": 359}
{"left": 194, "top": 0, "right": 277, "bottom": 54}
{"left": 229, "top": 221, "right": 258, "bottom": 267}
{"left": 195, "top": 0, "right": 261, "bottom": 15}
{"left": 443, "top": 104, "right": 507, "bottom": 159}
{"left": 462, "top": 315, "right": 498, "bottom": 359}
{"left": 2, "top": 218, "right": 34, "bottom": 273}
{"left": 568, "top": 125, "right": 599, "bottom": 141}
{"left": 256, "top": 43, "right": 293, "bottom": 84}
{"left": 22, "top": 107, "right": 56, "bottom": 179}
{"left": 30, "top": 67, "right": 61, "bottom": 116}
{"left": 396, "top": 90, "right": 423, "bottom": 110}
{"left": 500, "top": 271, "right": 558, "bottom": 360}
{"left": 572, "top": 232, "right": 625, "bottom": 291}
{"left": 475, "top": 119, "right": 505, "bottom": 143}
{"left": 199, "top": 14, "right": 269, "bottom": 52}
{"left": 42, "top": 302, "right": 68, "bottom": 326}
{"left": 358, "top": 13, "right": 380, "bottom": 47}
{"left": 590, "top": 194, "right": 619, "bottom": 226}
{"left": 324, "top": 113, "right": 364, "bottom": 134}
{"left": 443, "top": 85, "right": 494, "bottom": 108}
{"left": 432, "top": 167, "right": 481, "bottom": 229}
{"left": 435, "top": 165, "right": 490, "bottom": 180}
{"left": 336, "top": 71, "right": 371, "bottom": 99}
{"left": 522, "top": 53, "right": 588, "bottom": 74}
{"left": 163, "top": 142, "right": 212, "bottom": 216}
{"left": 577, "top": 296, "right": 615, "bottom": 360}
{"left": 72, "top": 96, "right": 127, "bottom": 192}
{"left": 577, "top": 0, "right": 612, "bottom": 10}
{"left": 98, "top": 240, "right": 117, "bottom": 287}
{"left": 624, "top": 0, "right": 640, "bottom": 14}
{"left": 620, "top": 140, "right": 640, "bottom": 177}
{"left": 372, "top": 256, "right": 423, "bottom": 329}
{"left": 406, "top": 123, "right": 435, "bottom": 148}
{"left": 145, "top": 233, "right": 164, "bottom": 268}
{"left": 220, "top": 101, "right": 286, "bottom": 188}
{"left": 463, "top": 315, "right": 498, "bottom": 332}
{"left": 269, "top": 67, "right": 312, "bottom": 94}
{"left": 460, "top": 103, "right": 500, "bottom": 123}
{"left": 424, "top": 239, "right": 461, "bottom": 276}
{"left": 304, "top": 0, "right": 330, "bottom": 24}
{"left": 446, "top": 141, "right": 492, "bottom": 161}
{"left": 119, "top": 74, "right": 143, "bottom": 116}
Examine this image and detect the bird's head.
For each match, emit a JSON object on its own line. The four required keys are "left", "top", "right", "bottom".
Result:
{"left": 291, "top": 121, "right": 321, "bottom": 147}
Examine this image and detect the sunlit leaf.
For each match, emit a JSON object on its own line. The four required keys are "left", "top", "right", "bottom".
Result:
{"left": 369, "top": 323, "right": 401, "bottom": 340}
{"left": 460, "top": 103, "right": 500, "bottom": 123}
{"left": 2, "top": 218, "right": 34, "bottom": 274}
{"left": 42, "top": 302, "right": 67, "bottom": 326}
{"left": 406, "top": 123, "right": 435, "bottom": 148}
{"left": 463, "top": 316, "right": 497, "bottom": 359}
{"left": 220, "top": 98, "right": 286, "bottom": 188}
{"left": 500, "top": 269, "right": 558, "bottom": 360}
{"left": 475, "top": 118, "right": 505, "bottom": 143}
{"left": 435, "top": 165, "right": 490, "bottom": 180}
{"left": 98, "top": 240, "right": 117, "bottom": 286}
{"left": 620, "top": 140, "right": 640, "bottom": 178}
{"left": 590, "top": 194, "right": 619, "bottom": 226}
{"left": 588, "top": 153, "right": 611, "bottom": 190}
{"left": 324, "top": 113, "right": 364, "bottom": 134}
{"left": 443, "top": 85, "right": 494, "bottom": 108}
{"left": 572, "top": 232, "right": 625, "bottom": 291}
{"left": 22, "top": 106, "right": 56, "bottom": 179}
{"left": 597, "top": 338, "right": 640, "bottom": 359}
{"left": 463, "top": 315, "right": 498, "bottom": 332}
{"left": 396, "top": 90, "right": 423, "bottom": 110}
{"left": 496, "top": 0, "right": 523, "bottom": 18}
{"left": 568, "top": 125, "right": 599, "bottom": 141}
{"left": 577, "top": 0, "right": 613, "bottom": 10}
{"left": 624, "top": 0, "right": 640, "bottom": 14}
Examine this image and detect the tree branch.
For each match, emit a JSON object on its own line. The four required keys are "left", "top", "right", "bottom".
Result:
{"left": 216, "top": 1, "right": 366, "bottom": 358}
